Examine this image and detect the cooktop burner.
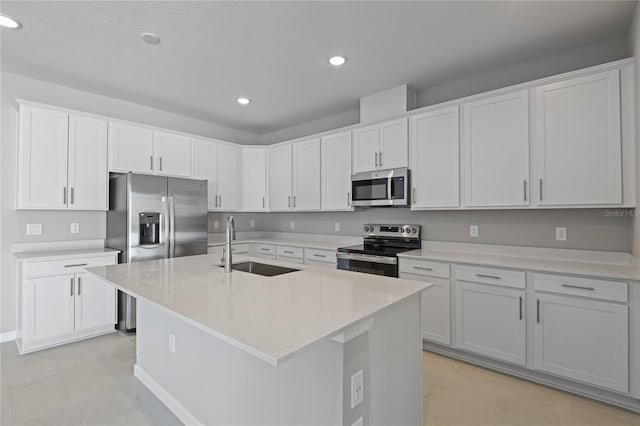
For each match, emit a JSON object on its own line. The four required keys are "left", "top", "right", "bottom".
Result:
{"left": 337, "top": 224, "right": 421, "bottom": 258}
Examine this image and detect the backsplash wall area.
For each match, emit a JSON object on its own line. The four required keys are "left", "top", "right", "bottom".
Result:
{"left": 209, "top": 209, "right": 633, "bottom": 253}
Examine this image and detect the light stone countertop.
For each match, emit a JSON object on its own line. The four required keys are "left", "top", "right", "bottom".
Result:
{"left": 398, "top": 249, "right": 640, "bottom": 281}
{"left": 86, "top": 253, "right": 430, "bottom": 365}
{"left": 13, "top": 248, "right": 120, "bottom": 262}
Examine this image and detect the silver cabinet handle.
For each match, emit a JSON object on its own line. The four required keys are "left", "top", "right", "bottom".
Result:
{"left": 412, "top": 266, "right": 433, "bottom": 271}
{"left": 519, "top": 296, "right": 523, "bottom": 320}
{"left": 536, "top": 299, "right": 540, "bottom": 323}
{"left": 523, "top": 180, "right": 527, "bottom": 202}
{"left": 379, "top": 151, "right": 383, "bottom": 166}
{"left": 260, "top": 248, "right": 270, "bottom": 252}
{"left": 283, "top": 250, "right": 294, "bottom": 254}
{"left": 374, "top": 152, "right": 378, "bottom": 167}
{"left": 63, "top": 187, "right": 67, "bottom": 205}
{"left": 71, "top": 187, "right": 75, "bottom": 205}
{"left": 262, "top": 196, "right": 265, "bottom": 209}
{"left": 347, "top": 192, "right": 350, "bottom": 206}
{"left": 476, "top": 273, "right": 502, "bottom": 280}
{"left": 561, "top": 283, "right": 595, "bottom": 291}
{"left": 219, "top": 195, "right": 222, "bottom": 207}
{"left": 412, "top": 187, "right": 416, "bottom": 204}
{"left": 293, "top": 195, "right": 296, "bottom": 208}
{"left": 539, "top": 179, "right": 543, "bottom": 201}
{"left": 288, "top": 196, "right": 291, "bottom": 208}
{"left": 150, "top": 155, "right": 153, "bottom": 171}
{"left": 313, "top": 254, "right": 327, "bottom": 258}
{"left": 64, "top": 263, "right": 88, "bottom": 268}
{"left": 77, "top": 277, "right": 81, "bottom": 296}
{"left": 214, "top": 194, "right": 218, "bottom": 208}
{"left": 159, "top": 157, "right": 163, "bottom": 171}
{"left": 70, "top": 277, "right": 74, "bottom": 297}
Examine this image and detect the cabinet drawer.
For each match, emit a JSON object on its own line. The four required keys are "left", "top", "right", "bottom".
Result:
{"left": 304, "top": 248, "right": 336, "bottom": 265}
{"left": 399, "top": 258, "right": 450, "bottom": 279}
{"left": 276, "top": 245, "right": 303, "bottom": 259}
{"left": 24, "top": 256, "right": 117, "bottom": 279}
{"left": 254, "top": 244, "right": 275, "bottom": 256}
{"left": 231, "top": 243, "right": 250, "bottom": 254}
{"left": 533, "top": 273, "right": 628, "bottom": 303}
{"left": 455, "top": 265, "right": 525, "bottom": 289}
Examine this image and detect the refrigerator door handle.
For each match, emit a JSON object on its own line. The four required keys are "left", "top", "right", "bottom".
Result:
{"left": 162, "top": 196, "right": 170, "bottom": 259}
{"left": 168, "top": 196, "right": 176, "bottom": 258}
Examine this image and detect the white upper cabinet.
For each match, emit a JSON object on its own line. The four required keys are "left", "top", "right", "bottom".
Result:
{"left": 269, "top": 144, "right": 293, "bottom": 211}
{"left": 217, "top": 144, "right": 240, "bottom": 210}
{"left": 192, "top": 139, "right": 219, "bottom": 210}
{"left": 17, "top": 105, "right": 69, "bottom": 209}
{"left": 352, "top": 117, "right": 408, "bottom": 173}
{"left": 463, "top": 90, "right": 530, "bottom": 207}
{"left": 535, "top": 70, "right": 622, "bottom": 206}
{"left": 108, "top": 122, "right": 154, "bottom": 174}
{"left": 321, "top": 132, "right": 352, "bottom": 211}
{"left": 153, "top": 131, "right": 192, "bottom": 177}
{"left": 67, "top": 114, "right": 108, "bottom": 210}
{"left": 411, "top": 106, "right": 460, "bottom": 209}
{"left": 292, "top": 138, "right": 321, "bottom": 211}
{"left": 241, "top": 147, "right": 268, "bottom": 211}
{"left": 17, "top": 104, "right": 108, "bottom": 210}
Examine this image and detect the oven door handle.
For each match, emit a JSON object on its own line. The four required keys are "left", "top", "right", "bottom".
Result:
{"left": 336, "top": 252, "right": 398, "bottom": 265}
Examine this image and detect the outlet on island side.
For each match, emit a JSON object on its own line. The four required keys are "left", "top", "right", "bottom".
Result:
{"left": 169, "top": 333, "right": 176, "bottom": 354}
{"left": 351, "top": 370, "right": 364, "bottom": 409}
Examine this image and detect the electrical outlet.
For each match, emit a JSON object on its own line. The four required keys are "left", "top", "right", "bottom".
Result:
{"left": 169, "top": 333, "right": 176, "bottom": 354}
{"left": 469, "top": 225, "right": 479, "bottom": 238}
{"left": 70, "top": 223, "right": 80, "bottom": 234}
{"left": 555, "top": 227, "right": 567, "bottom": 241}
{"left": 26, "top": 224, "right": 42, "bottom": 236}
{"left": 214, "top": 221, "right": 219, "bottom": 229}
{"left": 351, "top": 370, "right": 364, "bottom": 409}
{"left": 250, "top": 219, "right": 255, "bottom": 228}
{"left": 335, "top": 222, "right": 340, "bottom": 232}
{"left": 352, "top": 417, "right": 363, "bottom": 426}
{"left": 290, "top": 221, "right": 295, "bottom": 230}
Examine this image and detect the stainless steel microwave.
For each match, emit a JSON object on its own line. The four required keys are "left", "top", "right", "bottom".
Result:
{"left": 351, "top": 168, "right": 410, "bottom": 207}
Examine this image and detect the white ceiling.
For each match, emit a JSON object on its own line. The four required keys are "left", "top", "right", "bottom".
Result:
{"left": 0, "top": 1, "right": 635, "bottom": 135}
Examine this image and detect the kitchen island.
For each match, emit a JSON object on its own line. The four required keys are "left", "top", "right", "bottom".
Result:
{"left": 87, "top": 253, "right": 430, "bottom": 426}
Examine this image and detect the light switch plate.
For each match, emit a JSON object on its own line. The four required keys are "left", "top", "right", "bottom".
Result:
{"left": 70, "top": 223, "right": 80, "bottom": 234}
{"left": 555, "top": 227, "right": 567, "bottom": 241}
{"left": 26, "top": 224, "right": 42, "bottom": 235}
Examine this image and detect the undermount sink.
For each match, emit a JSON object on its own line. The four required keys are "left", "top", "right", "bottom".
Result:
{"left": 220, "top": 261, "right": 299, "bottom": 277}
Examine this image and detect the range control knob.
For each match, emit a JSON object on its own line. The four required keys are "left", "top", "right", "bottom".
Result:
{"left": 412, "top": 228, "right": 417, "bottom": 234}
{"left": 403, "top": 227, "right": 410, "bottom": 233}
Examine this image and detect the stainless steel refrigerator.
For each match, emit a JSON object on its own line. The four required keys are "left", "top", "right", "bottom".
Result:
{"left": 107, "top": 173, "right": 208, "bottom": 331}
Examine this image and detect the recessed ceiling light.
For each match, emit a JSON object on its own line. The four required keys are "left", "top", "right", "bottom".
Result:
{"left": 0, "top": 13, "right": 21, "bottom": 29}
{"left": 141, "top": 32, "right": 160, "bottom": 45}
{"left": 236, "top": 97, "right": 251, "bottom": 105}
{"left": 328, "top": 56, "right": 347, "bottom": 66}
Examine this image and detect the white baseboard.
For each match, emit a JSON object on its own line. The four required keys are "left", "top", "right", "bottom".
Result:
{"left": 134, "top": 364, "right": 202, "bottom": 426}
{"left": 0, "top": 331, "right": 16, "bottom": 343}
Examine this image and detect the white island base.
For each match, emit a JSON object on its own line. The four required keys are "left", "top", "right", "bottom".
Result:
{"left": 133, "top": 295, "right": 422, "bottom": 426}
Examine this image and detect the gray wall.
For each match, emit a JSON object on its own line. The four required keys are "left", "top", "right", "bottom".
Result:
{"left": 0, "top": 71, "right": 257, "bottom": 333}
{"left": 262, "top": 209, "right": 632, "bottom": 253}
{"left": 631, "top": 2, "right": 640, "bottom": 258}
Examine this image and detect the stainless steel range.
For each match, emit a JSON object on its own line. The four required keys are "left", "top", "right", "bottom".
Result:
{"left": 337, "top": 224, "right": 421, "bottom": 277}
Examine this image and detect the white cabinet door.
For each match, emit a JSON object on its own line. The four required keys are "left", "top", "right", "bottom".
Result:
{"left": 321, "top": 132, "right": 352, "bottom": 210}
{"left": 192, "top": 139, "right": 219, "bottom": 210}
{"left": 108, "top": 122, "right": 154, "bottom": 173}
{"left": 269, "top": 144, "right": 293, "bottom": 211}
{"left": 379, "top": 117, "right": 408, "bottom": 169}
{"left": 534, "top": 293, "right": 628, "bottom": 393}
{"left": 293, "top": 138, "right": 321, "bottom": 211}
{"left": 535, "top": 70, "right": 622, "bottom": 205}
{"left": 217, "top": 144, "right": 240, "bottom": 210}
{"left": 17, "top": 105, "right": 69, "bottom": 209}
{"left": 153, "top": 131, "right": 192, "bottom": 177}
{"left": 401, "top": 272, "right": 451, "bottom": 345}
{"left": 74, "top": 272, "right": 116, "bottom": 332}
{"left": 352, "top": 124, "right": 380, "bottom": 173}
{"left": 463, "top": 91, "right": 530, "bottom": 207}
{"left": 67, "top": 114, "right": 108, "bottom": 210}
{"left": 411, "top": 107, "right": 460, "bottom": 208}
{"left": 23, "top": 275, "right": 75, "bottom": 343}
{"left": 241, "top": 147, "right": 267, "bottom": 211}
{"left": 455, "top": 281, "right": 526, "bottom": 365}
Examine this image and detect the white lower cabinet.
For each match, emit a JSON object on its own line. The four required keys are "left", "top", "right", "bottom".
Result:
{"left": 18, "top": 253, "right": 117, "bottom": 353}
{"left": 533, "top": 292, "right": 628, "bottom": 393}
{"left": 454, "top": 280, "right": 526, "bottom": 365}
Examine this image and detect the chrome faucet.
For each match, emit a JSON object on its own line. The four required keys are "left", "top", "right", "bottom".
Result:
{"left": 223, "top": 215, "right": 236, "bottom": 273}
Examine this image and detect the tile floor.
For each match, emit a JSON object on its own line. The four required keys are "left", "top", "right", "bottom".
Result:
{"left": 1, "top": 333, "right": 639, "bottom": 426}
